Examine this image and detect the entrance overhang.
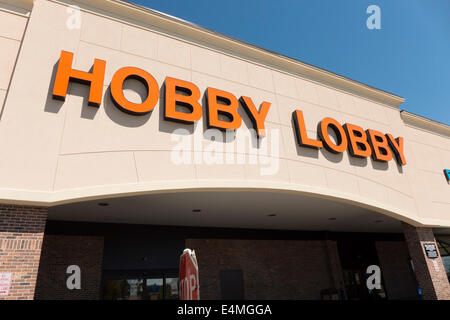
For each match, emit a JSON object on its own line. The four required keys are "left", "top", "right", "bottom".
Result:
{"left": 0, "top": 180, "right": 441, "bottom": 228}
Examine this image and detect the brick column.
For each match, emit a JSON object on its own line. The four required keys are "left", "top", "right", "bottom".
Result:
{"left": 0, "top": 204, "right": 47, "bottom": 300}
{"left": 35, "top": 235, "right": 104, "bottom": 300}
{"left": 402, "top": 222, "right": 450, "bottom": 300}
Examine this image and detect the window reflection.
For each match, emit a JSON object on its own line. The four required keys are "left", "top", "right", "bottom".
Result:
{"left": 103, "top": 275, "right": 178, "bottom": 300}
{"left": 145, "top": 278, "right": 163, "bottom": 300}
{"left": 165, "top": 278, "right": 179, "bottom": 300}
{"left": 127, "top": 279, "right": 143, "bottom": 300}
{"left": 102, "top": 279, "right": 143, "bottom": 300}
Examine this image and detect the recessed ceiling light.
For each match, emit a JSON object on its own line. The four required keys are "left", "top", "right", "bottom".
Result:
{"left": 98, "top": 202, "right": 109, "bottom": 207}
{"left": 267, "top": 214, "right": 277, "bottom": 217}
{"left": 192, "top": 209, "right": 202, "bottom": 213}
{"left": 328, "top": 217, "right": 337, "bottom": 221}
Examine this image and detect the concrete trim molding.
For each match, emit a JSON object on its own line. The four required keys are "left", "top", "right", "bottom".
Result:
{"left": 0, "top": 180, "right": 449, "bottom": 228}
{"left": 401, "top": 111, "right": 450, "bottom": 138}
{"left": 0, "top": 0, "right": 33, "bottom": 14}
{"left": 47, "top": 0, "right": 404, "bottom": 108}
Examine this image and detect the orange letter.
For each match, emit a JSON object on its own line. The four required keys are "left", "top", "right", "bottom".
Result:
{"left": 239, "top": 96, "right": 271, "bottom": 137}
{"left": 52, "top": 50, "right": 106, "bottom": 107}
{"left": 318, "top": 117, "right": 348, "bottom": 153}
{"left": 164, "top": 77, "right": 202, "bottom": 123}
{"left": 292, "top": 110, "right": 323, "bottom": 149}
{"left": 386, "top": 134, "right": 406, "bottom": 165}
{"left": 366, "top": 129, "right": 393, "bottom": 162}
{"left": 206, "top": 87, "right": 241, "bottom": 130}
{"left": 343, "top": 123, "right": 372, "bottom": 158}
{"left": 110, "top": 67, "right": 159, "bottom": 115}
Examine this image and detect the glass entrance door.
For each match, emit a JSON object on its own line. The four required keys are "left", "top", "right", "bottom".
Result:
{"left": 102, "top": 279, "right": 144, "bottom": 300}
{"left": 102, "top": 270, "right": 178, "bottom": 300}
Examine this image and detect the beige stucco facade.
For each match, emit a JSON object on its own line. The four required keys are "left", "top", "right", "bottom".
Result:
{"left": 0, "top": 0, "right": 449, "bottom": 228}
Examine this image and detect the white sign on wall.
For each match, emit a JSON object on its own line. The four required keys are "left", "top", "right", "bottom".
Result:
{"left": 0, "top": 273, "right": 12, "bottom": 296}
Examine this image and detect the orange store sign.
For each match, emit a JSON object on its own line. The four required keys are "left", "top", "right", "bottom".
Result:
{"left": 51, "top": 50, "right": 406, "bottom": 166}
{"left": 293, "top": 110, "right": 406, "bottom": 165}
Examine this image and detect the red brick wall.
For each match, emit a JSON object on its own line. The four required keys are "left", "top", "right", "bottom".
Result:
{"left": 35, "top": 235, "right": 104, "bottom": 300}
{"left": 375, "top": 241, "right": 419, "bottom": 299}
{"left": 402, "top": 223, "right": 450, "bottom": 300}
{"left": 0, "top": 204, "right": 47, "bottom": 300}
{"left": 186, "top": 239, "right": 338, "bottom": 299}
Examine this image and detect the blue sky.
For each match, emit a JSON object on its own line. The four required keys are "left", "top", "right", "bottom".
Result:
{"left": 129, "top": 0, "right": 450, "bottom": 125}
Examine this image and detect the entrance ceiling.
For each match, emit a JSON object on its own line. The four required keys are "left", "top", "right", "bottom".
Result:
{"left": 48, "top": 190, "right": 406, "bottom": 233}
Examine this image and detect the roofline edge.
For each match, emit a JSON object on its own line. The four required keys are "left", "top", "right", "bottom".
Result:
{"left": 401, "top": 110, "right": 450, "bottom": 138}
{"left": 49, "top": 0, "right": 405, "bottom": 108}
